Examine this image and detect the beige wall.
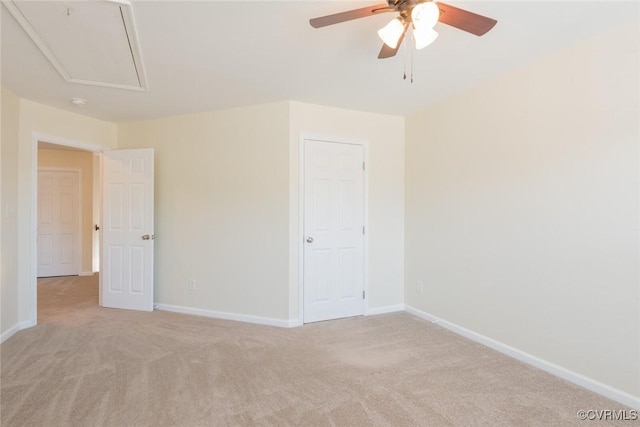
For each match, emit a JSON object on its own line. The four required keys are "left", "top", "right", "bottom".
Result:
{"left": 118, "top": 101, "right": 405, "bottom": 324}
{"left": 289, "top": 102, "right": 405, "bottom": 319}
{"left": 1, "top": 87, "right": 21, "bottom": 339}
{"left": 17, "top": 99, "right": 117, "bottom": 327}
{"left": 38, "top": 149, "right": 95, "bottom": 274}
{"left": 118, "top": 102, "right": 291, "bottom": 321}
{"left": 405, "top": 21, "right": 639, "bottom": 399}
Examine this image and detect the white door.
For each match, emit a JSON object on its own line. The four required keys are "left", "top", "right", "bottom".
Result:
{"left": 37, "top": 170, "right": 80, "bottom": 277}
{"left": 101, "top": 149, "right": 154, "bottom": 311}
{"left": 303, "top": 139, "right": 365, "bottom": 323}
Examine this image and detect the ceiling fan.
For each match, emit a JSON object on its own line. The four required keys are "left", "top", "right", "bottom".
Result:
{"left": 310, "top": 0, "right": 497, "bottom": 59}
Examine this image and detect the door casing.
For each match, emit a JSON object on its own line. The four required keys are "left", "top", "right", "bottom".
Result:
{"left": 28, "top": 132, "right": 108, "bottom": 327}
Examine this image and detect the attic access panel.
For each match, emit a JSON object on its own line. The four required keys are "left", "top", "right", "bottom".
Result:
{"left": 4, "top": 0, "right": 147, "bottom": 91}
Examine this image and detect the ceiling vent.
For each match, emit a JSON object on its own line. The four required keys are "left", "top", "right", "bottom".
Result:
{"left": 4, "top": 0, "right": 148, "bottom": 91}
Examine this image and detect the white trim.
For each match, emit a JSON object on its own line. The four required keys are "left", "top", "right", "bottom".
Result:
{"left": 0, "top": 324, "right": 21, "bottom": 344}
{"left": 92, "top": 152, "right": 102, "bottom": 273}
{"left": 366, "top": 304, "right": 405, "bottom": 316}
{"left": 98, "top": 154, "right": 104, "bottom": 307}
{"left": 289, "top": 318, "right": 304, "bottom": 327}
{"left": 297, "top": 135, "right": 305, "bottom": 324}
{"left": 19, "top": 319, "right": 36, "bottom": 330}
{"left": 34, "top": 133, "right": 109, "bottom": 153}
{"left": 79, "top": 271, "right": 94, "bottom": 277}
{"left": 362, "top": 141, "right": 371, "bottom": 315}
{"left": 3, "top": 0, "right": 148, "bottom": 91}
{"left": 405, "top": 305, "right": 640, "bottom": 410}
{"left": 0, "top": 320, "right": 37, "bottom": 345}
{"left": 298, "top": 133, "right": 369, "bottom": 324}
{"left": 155, "top": 304, "right": 299, "bottom": 328}
{"left": 118, "top": 0, "right": 149, "bottom": 90}
{"left": 638, "top": 48, "right": 640, "bottom": 412}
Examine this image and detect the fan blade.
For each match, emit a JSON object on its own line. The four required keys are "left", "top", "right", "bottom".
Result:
{"left": 437, "top": 2, "right": 497, "bottom": 36}
{"left": 378, "top": 21, "right": 409, "bottom": 59}
{"left": 310, "top": 4, "right": 393, "bottom": 28}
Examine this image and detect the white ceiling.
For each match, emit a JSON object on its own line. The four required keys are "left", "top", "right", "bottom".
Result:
{"left": 1, "top": 1, "right": 637, "bottom": 123}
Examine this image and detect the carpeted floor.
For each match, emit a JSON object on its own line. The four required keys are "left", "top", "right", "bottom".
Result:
{"left": 0, "top": 275, "right": 633, "bottom": 426}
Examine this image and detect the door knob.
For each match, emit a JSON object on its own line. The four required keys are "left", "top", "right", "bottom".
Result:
{"left": 142, "top": 234, "right": 155, "bottom": 240}
{"left": 306, "top": 237, "right": 314, "bottom": 243}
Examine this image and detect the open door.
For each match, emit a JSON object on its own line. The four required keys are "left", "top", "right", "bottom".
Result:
{"left": 100, "top": 149, "right": 154, "bottom": 311}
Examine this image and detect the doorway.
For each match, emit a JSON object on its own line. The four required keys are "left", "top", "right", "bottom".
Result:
{"left": 30, "top": 138, "right": 155, "bottom": 326}
{"left": 37, "top": 142, "right": 100, "bottom": 278}
{"left": 302, "top": 137, "right": 367, "bottom": 323}
{"left": 31, "top": 137, "right": 103, "bottom": 325}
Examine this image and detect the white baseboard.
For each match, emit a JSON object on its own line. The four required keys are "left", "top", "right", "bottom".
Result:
{"left": 367, "top": 304, "right": 405, "bottom": 316}
{"left": 1, "top": 320, "right": 37, "bottom": 344}
{"left": 79, "top": 271, "right": 94, "bottom": 276}
{"left": 289, "top": 319, "right": 304, "bottom": 327}
{"left": 155, "top": 303, "right": 299, "bottom": 328}
{"left": 20, "top": 319, "right": 36, "bottom": 329}
{"left": 405, "top": 305, "right": 640, "bottom": 410}
{"left": 0, "top": 324, "right": 20, "bottom": 344}
{"left": 288, "top": 304, "right": 406, "bottom": 326}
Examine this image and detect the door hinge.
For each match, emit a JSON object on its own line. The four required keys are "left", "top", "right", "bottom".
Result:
{"left": 362, "top": 226, "right": 365, "bottom": 235}
{"left": 363, "top": 161, "right": 365, "bottom": 171}
{"left": 363, "top": 290, "right": 365, "bottom": 299}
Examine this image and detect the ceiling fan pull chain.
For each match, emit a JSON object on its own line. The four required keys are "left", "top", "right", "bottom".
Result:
{"left": 407, "top": 27, "right": 413, "bottom": 83}
{"left": 402, "top": 34, "right": 407, "bottom": 80}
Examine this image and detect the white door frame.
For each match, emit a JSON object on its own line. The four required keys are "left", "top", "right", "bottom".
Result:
{"left": 36, "top": 167, "right": 82, "bottom": 277}
{"left": 28, "top": 132, "right": 109, "bottom": 327}
{"left": 298, "top": 133, "right": 370, "bottom": 324}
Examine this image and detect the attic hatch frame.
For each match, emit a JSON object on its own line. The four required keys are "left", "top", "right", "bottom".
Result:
{"left": 3, "top": 0, "right": 148, "bottom": 91}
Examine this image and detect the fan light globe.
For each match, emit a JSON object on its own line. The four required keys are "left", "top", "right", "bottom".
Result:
{"left": 413, "top": 27, "right": 439, "bottom": 49}
{"left": 378, "top": 18, "right": 405, "bottom": 49}
{"left": 411, "top": 1, "right": 439, "bottom": 30}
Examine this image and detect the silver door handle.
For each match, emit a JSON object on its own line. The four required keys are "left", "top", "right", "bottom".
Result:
{"left": 142, "top": 234, "right": 155, "bottom": 240}
{"left": 306, "top": 237, "right": 314, "bottom": 243}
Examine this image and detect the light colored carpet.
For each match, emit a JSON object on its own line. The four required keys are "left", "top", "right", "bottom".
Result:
{"left": 0, "top": 275, "right": 632, "bottom": 426}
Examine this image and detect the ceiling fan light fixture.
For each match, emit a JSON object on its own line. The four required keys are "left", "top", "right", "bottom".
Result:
{"left": 411, "top": 1, "right": 439, "bottom": 30}
{"left": 414, "top": 27, "right": 439, "bottom": 49}
{"left": 378, "top": 18, "right": 405, "bottom": 49}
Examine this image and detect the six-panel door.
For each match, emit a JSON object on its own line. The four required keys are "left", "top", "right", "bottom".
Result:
{"left": 303, "top": 139, "right": 365, "bottom": 323}
{"left": 101, "top": 149, "right": 154, "bottom": 311}
{"left": 37, "top": 170, "right": 80, "bottom": 277}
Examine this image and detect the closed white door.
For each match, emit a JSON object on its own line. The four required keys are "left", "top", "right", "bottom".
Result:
{"left": 303, "top": 139, "right": 365, "bottom": 323}
{"left": 37, "top": 170, "right": 80, "bottom": 277}
{"left": 101, "top": 149, "right": 154, "bottom": 311}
